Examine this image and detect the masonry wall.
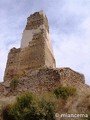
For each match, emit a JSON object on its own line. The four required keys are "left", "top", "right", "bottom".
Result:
{"left": 44, "top": 40, "right": 56, "bottom": 68}
{"left": 2, "top": 67, "right": 87, "bottom": 97}
{"left": 4, "top": 31, "right": 56, "bottom": 81}
{"left": 4, "top": 48, "right": 20, "bottom": 81}
{"left": 21, "top": 10, "right": 49, "bottom": 48}
{"left": 4, "top": 38, "right": 45, "bottom": 81}
{"left": 4, "top": 11, "right": 56, "bottom": 81}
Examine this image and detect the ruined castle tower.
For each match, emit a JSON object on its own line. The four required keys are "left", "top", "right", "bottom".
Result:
{"left": 4, "top": 11, "right": 56, "bottom": 81}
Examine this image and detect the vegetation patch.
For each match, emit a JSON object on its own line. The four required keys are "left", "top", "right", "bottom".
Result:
{"left": 82, "top": 115, "right": 90, "bottom": 120}
{"left": 10, "top": 77, "right": 19, "bottom": 90}
{"left": 2, "top": 92, "right": 56, "bottom": 120}
{"left": 54, "top": 86, "right": 76, "bottom": 99}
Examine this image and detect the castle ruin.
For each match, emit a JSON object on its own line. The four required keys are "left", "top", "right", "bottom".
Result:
{"left": 3, "top": 10, "right": 87, "bottom": 91}
{"left": 4, "top": 11, "right": 56, "bottom": 81}
{"left": 0, "top": 11, "right": 89, "bottom": 120}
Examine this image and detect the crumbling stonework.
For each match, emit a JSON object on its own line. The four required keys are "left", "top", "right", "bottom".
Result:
{"left": 1, "top": 67, "right": 88, "bottom": 97}
{"left": 4, "top": 11, "right": 56, "bottom": 81}
{"left": 25, "top": 11, "right": 49, "bottom": 32}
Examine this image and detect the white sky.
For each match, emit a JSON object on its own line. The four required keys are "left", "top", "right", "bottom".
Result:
{"left": 0, "top": 0, "right": 90, "bottom": 85}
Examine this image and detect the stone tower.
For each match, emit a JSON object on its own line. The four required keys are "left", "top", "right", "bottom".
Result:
{"left": 4, "top": 11, "right": 56, "bottom": 81}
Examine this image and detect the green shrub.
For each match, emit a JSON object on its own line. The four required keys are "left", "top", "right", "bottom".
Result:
{"left": 2, "top": 105, "right": 15, "bottom": 120}
{"left": 54, "top": 86, "right": 76, "bottom": 99}
{"left": 10, "top": 77, "right": 19, "bottom": 90}
{"left": 2, "top": 92, "right": 56, "bottom": 120}
{"left": 82, "top": 115, "right": 90, "bottom": 120}
{"left": 39, "top": 97, "right": 56, "bottom": 120}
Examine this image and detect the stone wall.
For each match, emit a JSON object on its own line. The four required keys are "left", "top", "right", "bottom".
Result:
{"left": 45, "top": 40, "right": 56, "bottom": 67}
{"left": 21, "top": 10, "right": 50, "bottom": 49}
{"left": 26, "top": 10, "right": 49, "bottom": 32}
{"left": 4, "top": 48, "right": 20, "bottom": 81}
{"left": 2, "top": 67, "right": 87, "bottom": 97}
{"left": 0, "top": 67, "right": 90, "bottom": 120}
{"left": 4, "top": 37, "right": 45, "bottom": 81}
{"left": 4, "top": 31, "right": 56, "bottom": 81}
{"left": 59, "top": 67, "right": 85, "bottom": 84}
{"left": 4, "top": 11, "right": 56, "bottom": 81}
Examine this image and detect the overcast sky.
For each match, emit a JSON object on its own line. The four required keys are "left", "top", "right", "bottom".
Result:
{"left": 0, "top": 0, "right": 90, "bottom": 85}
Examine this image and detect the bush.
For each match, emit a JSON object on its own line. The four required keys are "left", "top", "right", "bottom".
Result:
{"left": 54, "top": 86, "right": 76, "bottom": 99}
{"left": 39, "top": 96, "right": 56, "bottom": 120}
{"left": 83, "top": 116, "right": 90, "bottom": 120}
{"left": 2, "top": 105, "right": 15, "bottom": 120}
{"left": 2, "top": 92, "right": 56, "bottom": 120}
{"left": 10, "top": 77, "right": 19, "bottom": 90}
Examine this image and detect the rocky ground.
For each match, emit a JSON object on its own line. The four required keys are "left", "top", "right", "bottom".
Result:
{"left": 0, "top": 67, "right": 90, "bottom": 120}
